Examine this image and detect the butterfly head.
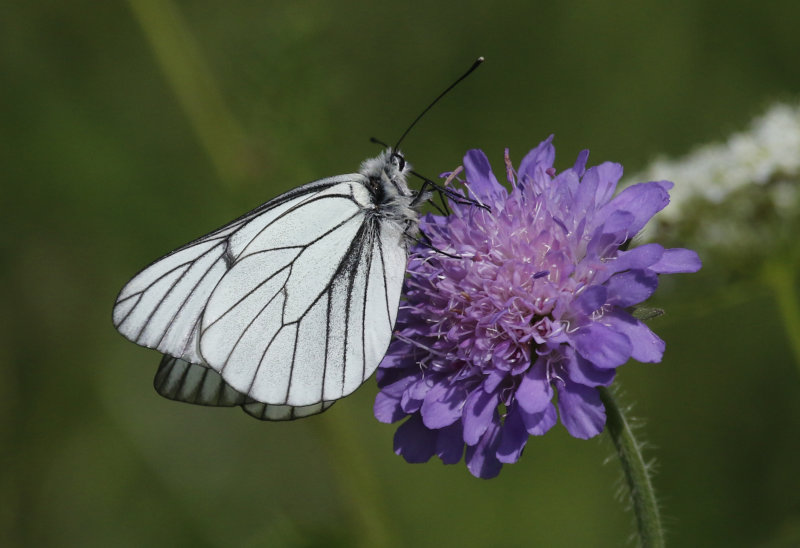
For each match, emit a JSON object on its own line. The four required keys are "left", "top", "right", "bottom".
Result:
{"left": 360, "top": 148, "right": 425, "bottom": 228}
{"left": 361, "top": 148, "right": 413, "bottom": 199}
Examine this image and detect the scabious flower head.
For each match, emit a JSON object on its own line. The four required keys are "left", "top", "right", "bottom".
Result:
{"left": 375, "top": 136, "right": 701, "bottom": 478}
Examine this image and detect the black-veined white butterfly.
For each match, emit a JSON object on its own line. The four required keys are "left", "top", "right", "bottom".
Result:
{"left": 113, "top": 58, "right": 484, "bottom": 421}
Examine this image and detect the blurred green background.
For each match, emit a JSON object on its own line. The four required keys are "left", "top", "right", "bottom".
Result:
{"left": 3, "top": 1, "right": 800, "bottom": 546}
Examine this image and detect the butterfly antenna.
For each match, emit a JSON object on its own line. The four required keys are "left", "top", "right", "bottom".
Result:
{"left": 392, "top": 56, "right": 484, "bottom": 152}
{"left": 372, "top": 137, "right": 481, "bottom": 214}
{"left": 370, "top": 137, "right": 390, "bottom": 148}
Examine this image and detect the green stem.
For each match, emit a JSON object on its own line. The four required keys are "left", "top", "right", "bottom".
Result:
{"left": 126, "top": 0, "right": 251, "bottom": 188}
{"left": 598, "top": 386, "right": 664, "bottom": 548}
{"left": 762, "top": 261, "right": 800, "bottom": 375}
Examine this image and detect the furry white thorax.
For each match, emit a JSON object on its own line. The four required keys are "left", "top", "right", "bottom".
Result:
{"left": 359, "top": 149, "right": 424, "bottom": 232}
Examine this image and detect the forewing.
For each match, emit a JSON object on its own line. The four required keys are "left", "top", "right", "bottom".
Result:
{"left": 200, "top": 210, "right": 409, "bottom": 407}
{"left": 320, "top": 219, "right": 407, "bottom": 403}
{"left": 112, "top": 176, "right": 358, "bottom": 364}
{"left": 154, "top": 355, "right": 334, "bottom": 420}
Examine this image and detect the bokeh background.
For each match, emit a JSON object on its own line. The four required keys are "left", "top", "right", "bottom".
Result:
{"left": 3, "top": 1, "right": 800, "bottom": 546}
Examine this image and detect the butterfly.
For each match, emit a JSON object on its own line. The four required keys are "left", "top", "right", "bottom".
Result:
{"left": 112, "top": 58, "right": 484, "bottom": 421}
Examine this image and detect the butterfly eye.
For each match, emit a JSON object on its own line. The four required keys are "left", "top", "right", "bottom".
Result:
{"left": 368, "top": 176, "right": 381, "bottom": 193}
{"left": 391, "top": 152, "right": 406, "bottom": 171}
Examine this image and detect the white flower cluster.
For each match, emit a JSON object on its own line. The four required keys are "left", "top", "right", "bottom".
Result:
{"left": 631, "top": 101, "right": 800, "bottom": 247}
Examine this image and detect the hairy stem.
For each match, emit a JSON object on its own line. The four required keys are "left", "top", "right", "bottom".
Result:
{"left": 599, "top": 386, "right": 664, "bottom": 548}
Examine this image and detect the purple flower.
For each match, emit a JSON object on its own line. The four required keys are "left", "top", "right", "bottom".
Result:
{"left": 375, "top": 136, "right": 701, "bottom": 478}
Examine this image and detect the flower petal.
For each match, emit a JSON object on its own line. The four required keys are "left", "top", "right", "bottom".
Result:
{"left": 650, "top": 248, "right": 702, "bottom": 273}
{"left": 394, "top": 414, "right": 437, "bottom": 463}
{"left": 573, "top": 285, "right": 608, "bottom": 315}
{"left": 572, "top": 322, "right": 632, "bottom": 368}
{"left": 496, "top": 404, "right": 529, "bottom": 464}
{"left": 482, "top": 369, "right": 506, "bottom": 393}
{"left": 516, "top": 359, "right": 553, "bottom": 414}
{"left": 463, "top": 149, "right": 506, "bottom": 206}
{"left": 421, "top": 378, "right": 466, "bottom": 429}
{"left": 435, "top": 422, "right": 465, "bottom": 464}
{"left": 587, "top": 211, "right": 635, "bottom": 257}
{"left": 374, "top": 374, "right": 417, "bottom": 423}
{"left": 544, "top": 249, "right": 575, "bottom": 284}
{"left": 597, "top": 210, "right": 636, "bottom": 238}
{"left": 378, "top": 350, "right": 411, "bottom": 369}
{"left": 465, "top": 412, "right": 503, "bottom": 478}
{"left": 574, "top": 162, "right": 622, "bottom": 222}
{"left": 573, "top": 149, "right": 590, "bottom": 178}
{"left": 400, "top": 375, "right": 434, "bottom": 413}
{"left": 610, "top": 244, "right": 665, "bottom": 274}
{"left": 558, "top": 382, "right": 606, "bottom": 439}
{"left": 605, "top": 269, "right": 658, "bottom": 307}
{"left": 462, "top": 388, "right": 501, "bottom": 446}
{"left": 377, "top": 372, "right": 416, "bottom": 396}
{"left": 518, "top": 135, "right": 555, "bottom": 183}
{"left": 598, "top": 181, "right": 671, "bottom": 236}
{"left": 564, "top": 347, "right": 616, "bottom": 387}
{"left": 519, "top": 403, "right": 557, "bottom": 435}
{"left": 581, "top": 161, "right": 623, "bottom": 206}
{"left": 374, "top": 391, "right": 405, "bottom": 423}
{"left": 603, "top": 309, "right": 665, "bottom": 363}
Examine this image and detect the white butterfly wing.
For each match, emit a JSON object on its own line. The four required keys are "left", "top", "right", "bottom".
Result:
{"left": 200, "top": 189, "right": 407, "bottom": 406}
{"left": 114, "top": 173, "right": 408, "bottom": 412}
{"left": 112, "top": 175, "right": 357, "bottom": 364}
{"left": 154, "top": 355, "right": 334, "bottom": 420}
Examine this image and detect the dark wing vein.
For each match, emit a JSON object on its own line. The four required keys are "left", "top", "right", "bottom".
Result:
{"left": 339, "top": 221, "right": 374, "bottom": 395}
{"left": 137, "top": 244, "right": 222, "bottom": 342}
{"left": 237, "top": 192, "right": 356, "bottom": 258}
{"left": 217, "top": 280, "right": 286, "bottom": 375}
{"left": 320, "top": 282, "right": 332, "bottom": 404}
{"left": 273, "top": 210, "right": 364, "bottom": 323}
{"left": 245, "top": 321, "right": 285, "bottom": 396}
{"left": 128, "top": 246, "right": 215, "bottom": 338}
{"left": 154, "top": 249, "right": 227, "bottom": 348}
{"left": 376, "top": 233, "right": 394, "bottom": 328}
{"left": 360, "top": 226, "right": 376, "bottom": 383}
{"left": 283, "top": 323, "right": 302, "bottom": 402}
{"left": 202, "top": 262, "right": 292, "bottom": 333}
{"left": 114, "top": 293, "right": 143, "bottom": 328}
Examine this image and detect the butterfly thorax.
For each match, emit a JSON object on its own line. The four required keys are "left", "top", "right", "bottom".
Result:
{"left": 360, "top": 149, "right": 422, "bottom": 232}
